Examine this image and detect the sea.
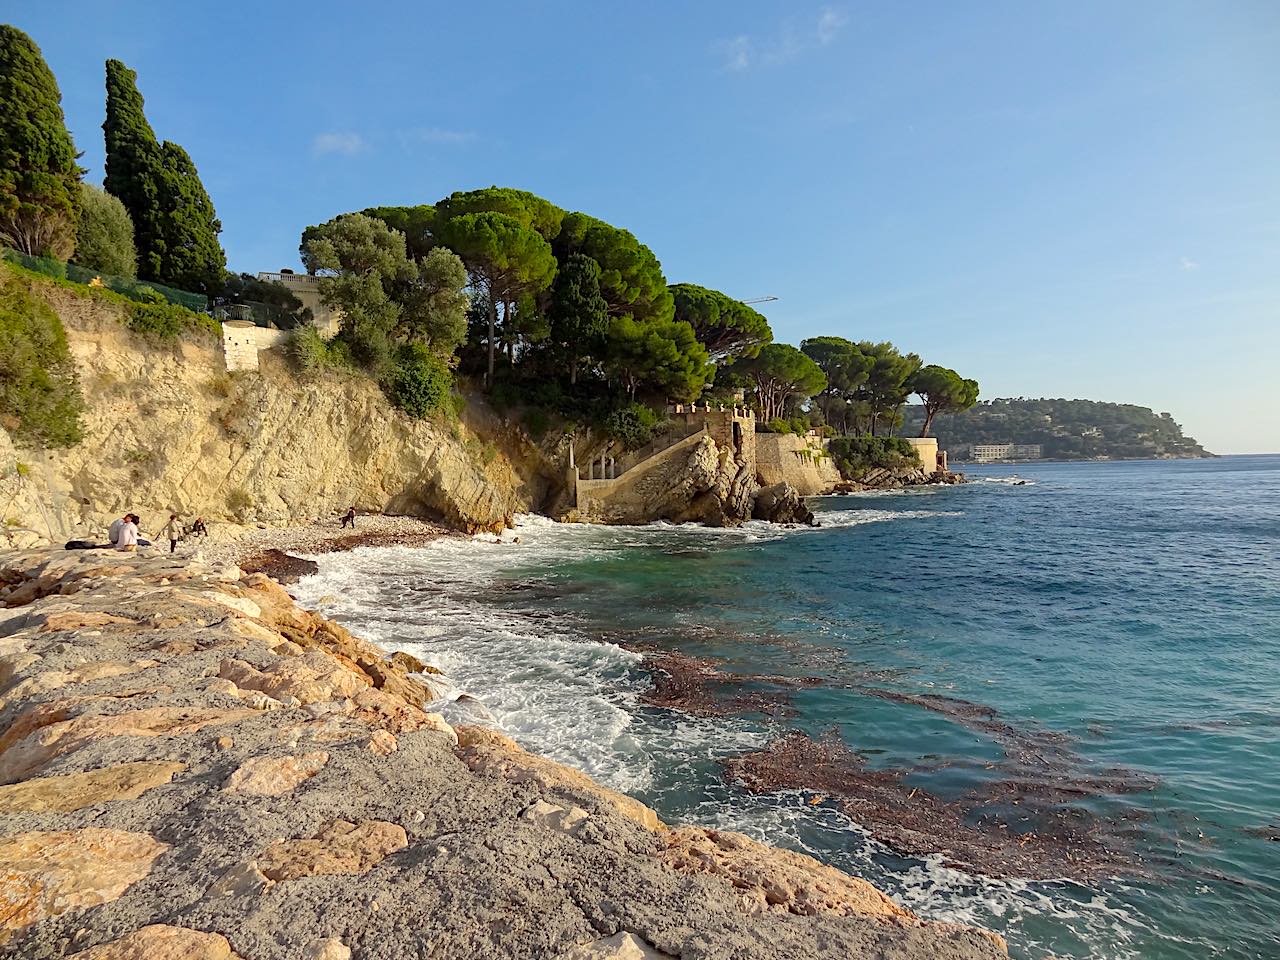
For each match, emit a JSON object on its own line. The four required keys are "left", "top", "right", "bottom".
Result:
{"left": 292, "top": 455, "right": 1280, "bottom": 960}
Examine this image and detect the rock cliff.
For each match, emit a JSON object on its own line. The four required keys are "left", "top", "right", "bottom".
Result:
{"left": 0, "top": 548, "right": 1007, "bottom": 959}
{"left": 1, "top": 275, "right": 559, "bottom": 547}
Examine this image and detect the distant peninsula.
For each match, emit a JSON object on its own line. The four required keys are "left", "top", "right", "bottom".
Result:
{"left": 904, "top": 398, "right": 1212, "bottom": 462}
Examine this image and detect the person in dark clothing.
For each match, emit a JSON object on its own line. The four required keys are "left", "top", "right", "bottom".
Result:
{"left": 191, "top": 517, "right": 208, "bottom": 537}
{"left": 341, "top": 507, "right": 356, "bottom": 529}
{"left": 162, "top": 514, "right": 182, "bottom": 553}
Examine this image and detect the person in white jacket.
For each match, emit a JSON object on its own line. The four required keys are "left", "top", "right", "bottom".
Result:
{"left": 116, "top": 517, "right": 139, "bottom": 552}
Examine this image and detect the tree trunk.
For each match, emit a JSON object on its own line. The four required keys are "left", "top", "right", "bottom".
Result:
{"left": 486, "top": 294, "right": 498, "bottom": 388}
{"left": 570, "top": 360, "right": 578, "bottom": 385}
{"left": 920, "top": 404, "right": 936, "bottom": 437}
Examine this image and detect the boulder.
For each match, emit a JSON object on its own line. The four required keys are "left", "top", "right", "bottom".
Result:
{"left": 554, "top": 932, "right": 671, "bottom": 959}
{"left": 752, "top": 482, "right": 815, "bottom": 526}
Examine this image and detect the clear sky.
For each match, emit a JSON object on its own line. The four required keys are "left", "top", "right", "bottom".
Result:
{"left": 12, "top": 2, "right": 1280, "bottom": 453}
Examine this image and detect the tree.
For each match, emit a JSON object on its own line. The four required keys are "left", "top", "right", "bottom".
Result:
{"left": 400, "top": 246, "right": 469, "bottom": 353}
{"left": 434, "top": 211, "right": 556, "bottom": 386}
{"left": 670, "top": 283, "right": 772, "bottom": 362}
{"left": 910, "top": 364, "right": 979, "bottom": 437}
{"left": 725, "top": 343, "right": 826, "bottom": 423}
{"left": 853, "top": 341, "right": 921, "bottom": 435}
{"left": 547, "top": 253, "right": 609, "bottom": 384}
{"left": 0, "top": 26, "right": 81, "bottom": 258}
{"left": 74, "top": 184, "right": 136, "bottom": 277}
{"left": 800, "top": 336, "right": 874, "bottom": 433}
{"left": 362, "top": 204, "right": 436, "bottom": 259}
{"left": 604, "top": 315, "right": 713, "bottom": 401}
{"left": 104, "top": 59, "right": 226, "bottom": 294}
{"left": 435, "top": 187, "right": 563, "bottom": 240}
{"left": 554, "top": 212, "right": 674, "bottom": 324}
{"left": 301, "top": 213, "right": 469, "bottom": 369}
{"left": 0, "top": 276, "right": 83, "bottom": 447}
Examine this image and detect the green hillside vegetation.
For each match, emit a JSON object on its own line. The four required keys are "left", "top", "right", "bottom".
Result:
{"left": 0, "top": 269, "right": 83, "bottom": 447}
{"left": 905, "top": 398, "right": 1211, "bottom": 460}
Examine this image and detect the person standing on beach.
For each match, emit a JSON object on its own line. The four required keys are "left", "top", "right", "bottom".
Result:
{"left": 162, "top": 514, "right": 182, "bottom": 553}
{"left": 341, "top": 507, "right": 356, "bottom": 529}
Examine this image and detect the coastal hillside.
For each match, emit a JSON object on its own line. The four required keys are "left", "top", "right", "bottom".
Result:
{"left": 0, "top": 266, "right": 568, "bottom": 546}
{"left": 904, "top": 398, "right": 1211, "bottom": 460}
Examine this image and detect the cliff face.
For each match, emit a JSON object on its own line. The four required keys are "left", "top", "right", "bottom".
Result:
{"left": 1, "top": 281, "right": 560, "bottom": 547}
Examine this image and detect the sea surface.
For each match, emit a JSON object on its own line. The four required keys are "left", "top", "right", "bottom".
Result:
{"left": 294, "top": 455, "right": 1280, "bottom": 960}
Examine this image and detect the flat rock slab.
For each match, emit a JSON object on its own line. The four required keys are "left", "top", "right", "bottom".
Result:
{"left": 0, "top": 761, "right": 185, "bottom": 813}
{"left": 0, "top": 829, "right": 167, "bottom": 944}
{"left": 68, "top": 924, "right": 245, "bottom": 959}
{"left": 258, "top": 819, "right": 408, "bottom": 881}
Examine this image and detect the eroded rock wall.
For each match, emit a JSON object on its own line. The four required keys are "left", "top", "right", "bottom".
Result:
{"left": 1, "top": 280, "right": 558, "bottom": 546}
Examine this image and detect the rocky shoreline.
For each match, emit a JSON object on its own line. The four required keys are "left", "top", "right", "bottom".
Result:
{"left": 0, "top": 547, "right": 1006, "bottom": 959}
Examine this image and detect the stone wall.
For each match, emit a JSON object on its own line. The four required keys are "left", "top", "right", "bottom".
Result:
{"left": 904, "top": 437, "right": 939, "bottom": 475}
{"left": 755, "top": 433, "right": 842, "bottom": 496}
{"left": 222, "top": 322, "right": 289, "bottom": 372}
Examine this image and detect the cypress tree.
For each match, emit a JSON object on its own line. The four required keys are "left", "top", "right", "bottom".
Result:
{"left": 103, "top": 59, "right": 225, "bottom": 294}
{"left": 0, "top": 26, "right": 82, "bottom": 258}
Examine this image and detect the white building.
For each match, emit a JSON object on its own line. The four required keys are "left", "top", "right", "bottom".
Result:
{"left": 257, "top": 271, "right": 342, "bottom": 337}
{"left": 970, "top": 443, "right": 1042, "bottom": 462}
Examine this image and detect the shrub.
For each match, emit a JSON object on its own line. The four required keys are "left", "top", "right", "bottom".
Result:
{"left": 603, "top": 402, "right": 664, "bottom": 450}
{"left": 127, "top": 300, "right": 219, "bottom": 339}
{"left": 74, "top": 184, "right": 137, "bottom": 277}
{"left": 827, "top": 436, "right": 918, "bottom": 479}
{"left": 0, "top": 278, "right": 83, "bottom": 447}
{"left": 384, "top": 343, "right": 452, "bottom": 419}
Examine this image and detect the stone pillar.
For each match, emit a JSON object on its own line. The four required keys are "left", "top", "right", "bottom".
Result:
{"left": 939, "top": 450, "right": 948, "bottom": 474}
{"left": 608, "top": 456, "right": 616, "bottom": 479}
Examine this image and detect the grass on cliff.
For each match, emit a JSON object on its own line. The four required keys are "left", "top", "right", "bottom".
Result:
{"left": 0, "top": 261, "right": 220, "bottom": 341}
{"left": 0, "top": 277, "right": 85, "bottom": 448}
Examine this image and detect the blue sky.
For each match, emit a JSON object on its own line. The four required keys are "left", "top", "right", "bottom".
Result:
{"left": 13, "top": 2, "right": 1280, "bottom": 452}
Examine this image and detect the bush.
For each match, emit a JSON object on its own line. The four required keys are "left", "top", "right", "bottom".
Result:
{"left": 0, "top": 278, "right": 83, "bottom": 447}
{"left": 827, "top": 436, "right": 918, "bottom": 479}
{"left": 603, "top": 402, "right": 665, "bottom": 450}
{"left": 74, "top": 184, "right": 137, "bottom": 277}
{"left": 127, "top": 300, "right": 219, "bottom": 339}
{"left": 384, "top": 343, "right": 452, "bottom": 419}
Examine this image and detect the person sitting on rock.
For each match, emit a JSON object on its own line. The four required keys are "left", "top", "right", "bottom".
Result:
{"left": 162, "top": 514, "right": 183, "bottom": 553}
{"left": 341, "top": 506, "right": 356, "bottom": 529}
{"left": 191, "top": 516, "right": 208, "bottom": 537}
{"left": 115, "top": 515, "right": 140, "bottom": 552}
{"left": 107, "top": 513, "right": 130, "bottom": 545}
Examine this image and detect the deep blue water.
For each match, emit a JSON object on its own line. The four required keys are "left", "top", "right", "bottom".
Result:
{"left": 296, "top": 456, "right": 1280, "bottom": 959}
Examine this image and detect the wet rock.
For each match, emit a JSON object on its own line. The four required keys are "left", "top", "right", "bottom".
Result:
{"left": 238, "top": 549, "right": 320, "bottom": 586}
{"left": 67, "top": 924, "right": 245, "bottom": 959}
{"left": 257, "top": 819, "right": 408, "bottom": 881}
{"left": 222, "top": 752, "right": 329, "bottom": 796}
{"left": 0, "top": 829, "right": 168, "bottom": 944}
{"left": 459, "top": 726, "right": 660, "bottom": 831}
{"left": 752, "top": 481, "right": 815, "bottom": 525}
{"left": 661, "top": 827, "right": 915, "bottom": 920}
{"left": 0, "top": 761, "right": 185, "bottom": 813}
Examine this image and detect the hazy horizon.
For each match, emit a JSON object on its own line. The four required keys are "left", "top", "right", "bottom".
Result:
{"left": 11, "top": 2, "right": 1279, "bottom": 453}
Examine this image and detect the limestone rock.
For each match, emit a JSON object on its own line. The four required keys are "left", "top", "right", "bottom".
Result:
{"left": 0, "top": 705, "right": 257, "bottom": 783}
{"left": 752, "top": 481, "right": 815, "bottom": 525}
{"left": 37, "top": 611, "right": 135, "bottom": 632}
{"left": 365, "top": 730, "right": 398, "bottom": 756}
{"left": 258, "top": 819, "right": 408, "bottom": 881}
{"left": 68, "top": 924, "right": 245, "bottom": 959}
{"left": 458, "top": 726, "right": 660, "bottom": 831}
{"left": 520, "top": 799, "right": 590, "bottom": 837}
{"left": 219, "top": 653, "right": 371, "bottom": 705}
{"left": 222, "top": 751, "right": 329, "bottom": 796}
{"left": 0, "top": 761, "right": 185, "bottom": 813}
{"left": 554, "top": 931, "right": 671, "bottom": 959}
{"left": 208, "top": 860, "right": 273, "bottom": 897}
{"left": 306, "top": 937, "right": 352, "bottom": 960}
{"left": 0, "top": 829, "right": 168, "bottom": 944}
{"left": 661, "top": 827, "right": 914, "bottom": 920}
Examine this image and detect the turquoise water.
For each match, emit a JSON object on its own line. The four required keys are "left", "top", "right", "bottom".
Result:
{"left": 296, "top": 456, "right": 1280, "bottom": 959}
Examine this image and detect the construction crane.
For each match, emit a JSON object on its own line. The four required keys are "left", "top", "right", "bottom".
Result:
{"left": 740, "top": 295, "right": 778, "bottom": 305}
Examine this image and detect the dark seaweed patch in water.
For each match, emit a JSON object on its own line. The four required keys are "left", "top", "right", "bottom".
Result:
{"left": 637, "top": 649, "right": 815, "bottom": 718}
{"left": 723, "top": 730, "right": 1157, "bottom": 881}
